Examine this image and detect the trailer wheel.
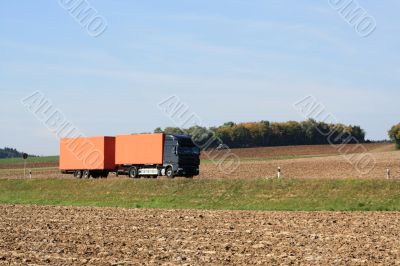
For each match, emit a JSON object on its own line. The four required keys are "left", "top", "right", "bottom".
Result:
{"left": 128, "top": 167, "right": 139, "bottom": 178}
{"left": 101, "top": 171, "right": 109, "bottom": 178}
{"left": 166, "top": 167, "right": 174, "bottom": 178}
{"left": 91, "top": 172, "right": 100, "bottom": 179}
{"left": 82, "top": 170, "right": 90, "bottom": 179}
{"left": 73, "top": 170, "right": 82, "bottom": 179}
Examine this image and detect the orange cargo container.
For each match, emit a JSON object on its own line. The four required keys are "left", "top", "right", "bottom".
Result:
{"left": 59, "top": 136, "right": 115, "bottom": 170}
{"left": 115, "top": 133, "right": 164, "bottom": 165}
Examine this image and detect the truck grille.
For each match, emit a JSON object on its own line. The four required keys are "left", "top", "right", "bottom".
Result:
{"left": 178, "top": 155, "right": 200, "bottom": 166}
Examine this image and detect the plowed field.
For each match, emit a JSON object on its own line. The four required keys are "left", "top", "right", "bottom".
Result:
{"left": 200, "top": 150, "right": 400, "bottom": 179}
{"left": 0, "top": 205, "right": 399, "bottom": 265}
{"left": 203, "top": 143, "right": 392, "bottom": 159}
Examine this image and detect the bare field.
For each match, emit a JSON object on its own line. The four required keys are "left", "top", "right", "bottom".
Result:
{"left": 200, "top": 143, "right": 400, "bottom": 179}
{"left": 203, "top": 143, "right": 393, "bottom": 160}
{"left": 0, "top": 205, "right": 399, "bottom": 265}
{"left": 200, "top": 150, "right": 400, "bottom": 179}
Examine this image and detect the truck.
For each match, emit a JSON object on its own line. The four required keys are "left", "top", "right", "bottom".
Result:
{"left": 59, "top": 133, "right": 200, "bottom": 179}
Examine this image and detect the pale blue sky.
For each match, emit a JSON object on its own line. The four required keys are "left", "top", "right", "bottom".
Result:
{"left": 1, "top": 1, "right": 399, "bottom": 155}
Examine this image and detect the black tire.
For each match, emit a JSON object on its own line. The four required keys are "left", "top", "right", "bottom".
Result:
{"left": 128, "top": 167, "right": 139, "bottom": 178}
{"left": 82, "top": 170, "right": 90, "bottom": 179}
{"left": 91, "top": 172, "right": 100, "bottom": 179}
{"left": 166, "top": 167, "right": 174, "bottom": 178}
{"left": 73, "top": 170, "right": 82, "bottom": 179}
{"left": 101, "top": 171, "right": 109, "bottom": 178}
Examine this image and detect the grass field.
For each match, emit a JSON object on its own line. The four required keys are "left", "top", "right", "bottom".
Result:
{"left": 1, "top": 178, "right": 400, "bottom": 211}
{"left": 0, "top": 156, "right": 59, "bottom": 164}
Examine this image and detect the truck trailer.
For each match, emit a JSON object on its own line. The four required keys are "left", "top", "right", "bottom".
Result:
{"left": 60, "top": 133, "right": 200, "bottom": 179}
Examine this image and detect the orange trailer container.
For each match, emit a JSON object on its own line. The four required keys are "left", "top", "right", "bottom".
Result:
{"left": 115, "top": 133, "right": 164, "bottom": 165}
{"left": 59, "top": 136, "right": 115, "bottom": 170}
{"left": 59, "top": 133, "right": 200, "bottom": 179}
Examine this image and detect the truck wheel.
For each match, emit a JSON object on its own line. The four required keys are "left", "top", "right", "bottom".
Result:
{"left": 166, "top": 167, "right": 174, "bottom": 178}
{"left": 73, "top": 170, "right": 82, "bottom": 179}
{"left": 101, "top": 171, "right": 109, "bottom": 178}
{"left": 82, "top": 170, "right": 90, "bottom": 179}
{"left": 91, "top": 172, "right": 100, "bottom": 179}
{"left": 129, "top": 167, "right": 138, "bottom": 178}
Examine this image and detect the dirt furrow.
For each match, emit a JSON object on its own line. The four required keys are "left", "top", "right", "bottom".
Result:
{"left": 0, "top": 205, "right": 399, "bottom": 265}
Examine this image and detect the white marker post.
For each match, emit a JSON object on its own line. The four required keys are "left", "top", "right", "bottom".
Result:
{"left": 387, "top": 168, "right": 390, "bottom": 179}
{"left": 29, "top": 170, "right": 32, "bottom": 179}
{"left": 277, "top": 167, "right": 281, "bottom": 178}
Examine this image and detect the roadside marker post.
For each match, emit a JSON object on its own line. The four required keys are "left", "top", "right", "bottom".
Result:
{"left": 387, "top": 168, "right": 391, "bottom": 179}
{"left": 29, "top": 170, "right": 32, "bottom": 179}
{"left": 277, "top": 167, "right": 281, "bottom": 178}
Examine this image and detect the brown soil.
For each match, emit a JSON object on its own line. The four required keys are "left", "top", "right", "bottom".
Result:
{"left": 0, "top": 205, "right": 399, "bottom": 265}
{"left": 199, "top": 150, "right": 400, "bottom": 179}
{"left": 202, "top": 143, "right": 393, "bottom": 159}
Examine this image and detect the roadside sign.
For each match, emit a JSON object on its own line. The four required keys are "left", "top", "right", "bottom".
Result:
{"left": 22, "top": 153, "right": 28, "bottom": 178}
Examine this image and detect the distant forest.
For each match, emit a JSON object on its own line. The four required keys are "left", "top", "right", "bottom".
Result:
{"left": 0, "top": 147, "right": 29, "bottom": 159}
{"left": 154, "top": 119, "right": 366, "bottom": 149}
{"left": 1, "top": 120, "right": 368, "bottom": 158}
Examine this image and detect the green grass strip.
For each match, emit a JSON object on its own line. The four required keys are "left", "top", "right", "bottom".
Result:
{"left": 0, "top": 178, "right": 399, "bottom": 211}
{"left": 0, "top": 156, "right": 59, "bottom": 165}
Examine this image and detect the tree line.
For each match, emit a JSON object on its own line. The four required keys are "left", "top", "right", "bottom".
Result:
{"left": 0, "top": 147, "right": 28, "bottom": 159}
{"left": 154, "top": 119, "right": 366, "bottom": 149}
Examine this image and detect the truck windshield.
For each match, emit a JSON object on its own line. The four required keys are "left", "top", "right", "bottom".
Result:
{"left": 178, "top": 146, "right": 200, "bottom": 155}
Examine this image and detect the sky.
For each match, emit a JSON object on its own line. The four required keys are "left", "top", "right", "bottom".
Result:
{"left": 1, "top": 1, "right": 399, "bottom": 155}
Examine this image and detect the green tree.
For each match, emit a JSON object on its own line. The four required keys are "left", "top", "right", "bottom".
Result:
{"left": 215, "top": 126, "right": 233, "bottom": 147}
{"left": 223, "top": 121, "right": 235, "bottom": 127}
{"left": 301, "top": 119, "right": 319, "bottom": 144}
{"left": 350, "top": 126, "right": 365, "bottom": 143}
{"left": 389, "top": 124, "right": 400, "bottom": 149}
{"left": 186, "top": 126, "right": 212, "bottom": 147}
{"left": 230, "top": 125, "right": 251, "bottom": 147}
{"left": 163, "top": 127, "right": 185, "bottom": 135}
